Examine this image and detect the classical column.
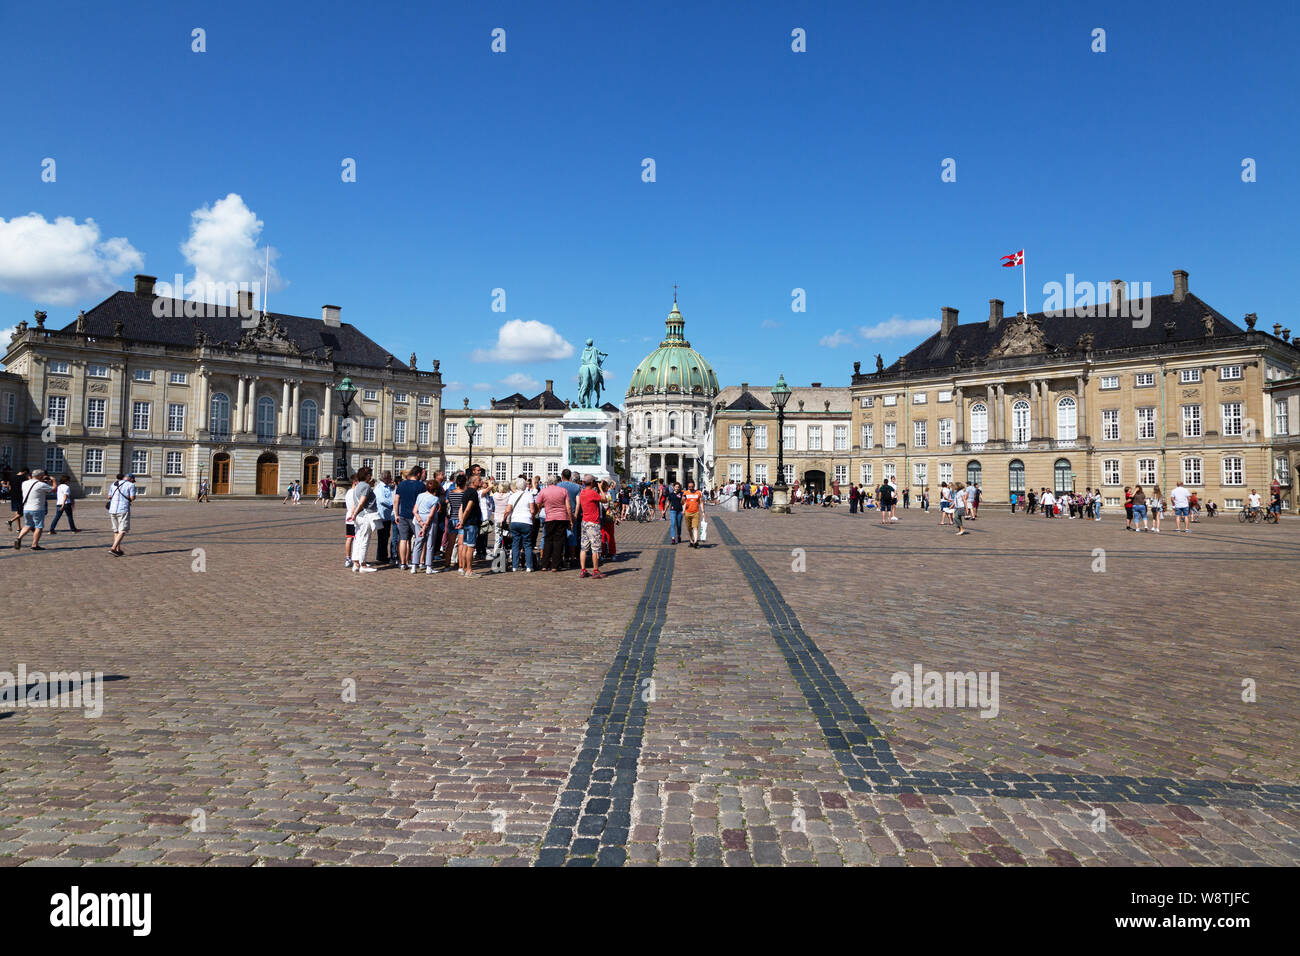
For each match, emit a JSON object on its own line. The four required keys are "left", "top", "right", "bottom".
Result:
{"left": 235, "top": 377, "right": 247, "bottom": 434}
{"left": 986, "top": 385, "right": 997, "bottom": 441}
{"left": 247, "top": 377, "right": 258, "bottom": 434}
{"left": 954, "top": 387, "right": 964, "bottom": 444}
{"left": 197, "top": 368, "right": 209, "bottom": 430}
{"left": 995, "top": 384, "right": 1006, "bottom": 441}
{"left": 291, "top": 381, "right": 301, "bottom": 438}
{"left": 281, "top": 379, "right": 292, "bottom": 435}
{"left": 323, "top": 384, "right": 333, "bottom": 439}
{"left": 1028, "top": 381, "right": 1039, "bottom": 440}
{"left": 1038, "top": 380, "right": 1050, "bottom": 439}
{"left": 1075, "top": 375, "right": 1087, "bottom": 441}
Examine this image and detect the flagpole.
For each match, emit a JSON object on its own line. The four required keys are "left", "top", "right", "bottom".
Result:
{"left": 1022, "top": 248, "right": 1028, "bottom": 319}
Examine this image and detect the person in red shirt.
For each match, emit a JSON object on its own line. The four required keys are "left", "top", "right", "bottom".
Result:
{"left": 577, "top": 475, "right": 605, "bottom": 578}
{"left": 682, "top": 480, "right": 704, "bottom": 547}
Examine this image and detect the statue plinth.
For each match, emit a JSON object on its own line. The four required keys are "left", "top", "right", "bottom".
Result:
{"left": 561, "top": 408, "right": 616, "bottom": 482}
{"left": 771, "top": 485, "right": 792, "bottom": 514}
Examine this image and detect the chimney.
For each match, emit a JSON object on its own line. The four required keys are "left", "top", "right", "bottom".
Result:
{"left": 1172, "top": 269, "right": 1188, "bottom": 303}
{"left": 322, "top": 305, "right": 341, "bottom": 328}
{"left": 1109, "top": 279, "right": 1125, "bottom": 315}
{"left": 988, "top": 299, "right": 1004, "bottom": 329}
{"left": 544, "top": 379, "right": 554, "bottom": 393}
{"left": 237, "top": 289, "right": 255, "bottom": 316}
{"left": 134, "top": 274, "right": 156, "bottom": 299}
{"left": 940, "top": 307, "right": 959, "bottom": 337}
{"left": 811, "top": 382, "right": 822, "bottom": 388}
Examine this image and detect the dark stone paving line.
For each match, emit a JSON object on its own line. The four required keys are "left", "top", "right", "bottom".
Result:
{"left": 711, "top": 515, "right": 1300, "bottom": 812}
{"left": 535, "top": 541, "right": 675, "bottom": 867}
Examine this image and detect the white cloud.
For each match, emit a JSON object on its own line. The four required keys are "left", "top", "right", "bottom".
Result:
{"left": 179, "top": 193, "right": 285, "bottom": 301}
{"left": 819, "top": 329, "right": 855, "bottom": 348}
{"left": 761, "top": 319, "right": 782, "bottom": 329}
{"left": 0, "top": 213, "right": 144, "bottom": 305}
{"left": 472, "top": 382, "right": 492, "bottom": 391}
{"left": 472, "top": 319, "right": 574, "bottom": 362}
{"left": 858, "top": 316, "right": 941, "bottom": 340}
{"left": 497, "top": 372, "right": 540, "bottom": 392}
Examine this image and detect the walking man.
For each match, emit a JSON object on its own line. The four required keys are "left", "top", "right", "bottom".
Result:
{"left": 106, "top": 473, "right": 136, "bottom": 556}
{"left": 14, "top": 470, "right": 54, "bottom": 550}
{"left": 682, "top": 479, "right": 704, "bottom": 547}
{"left": 48, "top": 474, "right": 79, "bottom": 534}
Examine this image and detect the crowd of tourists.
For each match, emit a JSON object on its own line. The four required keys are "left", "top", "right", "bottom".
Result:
{"left": 4, "top": 467, "right": 136, "bottom": 556}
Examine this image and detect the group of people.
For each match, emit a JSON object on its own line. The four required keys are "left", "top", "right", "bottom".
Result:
{"left": 282, "top": 481, "right": 304, "bottom": 503}
{"left": 3, "top": 468, "right": 136, "bottom": 555}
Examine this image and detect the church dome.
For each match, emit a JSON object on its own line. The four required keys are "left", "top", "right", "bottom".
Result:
{"left": 626, "top": 300, "right": 720, "bottom": 398}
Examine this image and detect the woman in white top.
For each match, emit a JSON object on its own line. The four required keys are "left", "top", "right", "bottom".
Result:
{"left": 505, "top": 477, "right": 538, "bottom": 571}
{"left": 412, "top": 480, "right": 441, "bottom": 573}
{"left": 345, "top": 467, "right": 380, "bottom": 572}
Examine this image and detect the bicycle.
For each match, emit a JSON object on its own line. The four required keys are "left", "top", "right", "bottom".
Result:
{"left": 1238, "top": 508, "right": 1276, "bottom": 524}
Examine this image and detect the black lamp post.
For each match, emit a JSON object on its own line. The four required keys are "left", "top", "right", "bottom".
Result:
{"left": 465, "top": 414, "right": 480, "bottom": 475}
{"left": 742, "top": 418, "right": 755, "bottom": 484}
{"left": 770, "top": 374, "right": 792, "bottom": 513}
{"left": 334, "top": 376, "right": 358, "bottom": 483}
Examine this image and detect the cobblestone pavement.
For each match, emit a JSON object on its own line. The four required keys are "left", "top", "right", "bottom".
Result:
{"left": 2, "top": 502, "right": 1297, "bottom": 866}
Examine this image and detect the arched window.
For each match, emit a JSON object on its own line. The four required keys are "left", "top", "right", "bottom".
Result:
{"left": 1012, "top": 400, "right": 1031, "bottom": 443}
{"left": 1054, "top": 458, "right": 1072, "bottom": 495}
{"left": 1009, "top": 459, "right": 1026, "bottom": 493}
{"left": 209, "top": 392, "right": 231, "bottom": 439}
{"left": 970, "top": 403, "right": 988, "bottom": 444}
{"left": 967, "top": 460, "right": 982, "bottom": 486}
{"left": 693, "top": 413, "right": 700, "bottom": 434}
{"left": 300, "top": 399, "right": 318, "bottom": 440}
{"left": 256, "top": 396, "right": 276, "bottom": 441}
{"left": 669, "top": 413, "right": 677, "bottom": 434}
{"left": 645, "top": 413, "right": 652, "bottom": 435}
{"left": 1057, "top": 396, "right": 1077, "bottom": 440}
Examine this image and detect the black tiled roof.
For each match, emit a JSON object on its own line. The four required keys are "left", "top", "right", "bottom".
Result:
{"left": 490, "top": 388, "right": 570, "bottom": 411}
{"left": 887, "top": 293, "right": 1242, "bottom": 375}
{"left": 59, "top": 291, "right": 402, "bottom": 370}
{"left": 725, "top": 390, "right": 770, "bottom": 411}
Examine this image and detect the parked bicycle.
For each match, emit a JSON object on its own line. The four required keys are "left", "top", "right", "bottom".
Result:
{"left": 1239, "top": 508, "right": 1279, "bottom": 524}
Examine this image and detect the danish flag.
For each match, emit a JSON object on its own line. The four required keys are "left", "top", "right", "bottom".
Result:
{"left": 1001, "top": 250, "right": 1024, "bottom": 267}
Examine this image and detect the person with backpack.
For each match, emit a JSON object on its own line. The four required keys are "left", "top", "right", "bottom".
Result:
{"left": 14, "top": 470, "right": 54, "bottom": 550}
{"left": 106, "top": 472, "right": 136, "bottom": 557}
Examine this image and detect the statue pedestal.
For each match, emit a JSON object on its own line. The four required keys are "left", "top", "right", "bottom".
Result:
{"left": 771, "top": 485, "right": 791, "bottom": 514}
{"left": 561, "top": 409, "right": 616, "bottom": 482}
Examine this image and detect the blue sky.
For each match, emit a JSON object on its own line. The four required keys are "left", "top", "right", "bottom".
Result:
{"left": 2, "top": 0, "right": 1296, "bottom": 406}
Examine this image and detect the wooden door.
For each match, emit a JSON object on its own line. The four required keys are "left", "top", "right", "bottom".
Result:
{"left": 256, "top": 459, "right": 279, "bottom": 495}
{"left": 303, "top": 457, "right": 319, "bottom": 488}
{"left": 212, "top": 455, "right": 231, "bottom": 494}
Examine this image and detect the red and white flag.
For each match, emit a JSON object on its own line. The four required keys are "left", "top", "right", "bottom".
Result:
{"left": 1000, "top": 250, "right": 1024, "bottom": 267}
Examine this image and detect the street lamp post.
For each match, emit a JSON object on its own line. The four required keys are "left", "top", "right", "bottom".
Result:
{"left": 332, "top": 376, "right": 358, "bottom": 506}
{"left": 465, "top": 414, "right": 480, "bottom": 475}
{"left": 742, "top": 418, "right": 755, "bottom": 485}
{"left": 770, "top": 375, "right": 792, "bottom": 514}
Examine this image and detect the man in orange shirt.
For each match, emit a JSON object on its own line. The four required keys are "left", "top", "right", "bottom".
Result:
{"left": 682, "top": 479, "right": 704, "bottom": 548}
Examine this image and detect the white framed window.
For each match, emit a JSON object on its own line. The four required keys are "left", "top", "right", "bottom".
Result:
{"left": 165, "top": 451, "right": 184, "bottom": 475}
{"left": 86, "top": 398, "right": 106, "bottom": 429}
{"left": 547, "top": 423, "right": 560, "bottom": 447}
{"left": 1136, "top": 407, "right": 1156, "bottom": 440}
{"left": 87, "top": 364, "right": 109, "bottom": 378}
{"left": 861, "top": 396, "right": 875, "bottom": 408}
{"left": 913, "top": 392, "right": 927, "bottom": 404}
{"left": 834, "top": 464, "right": 848, "bottom": 485}
{"left": 883, "top": 462, "right": 897, "bottom": 482}
{"left": 783, "top": 424, "right": 796, "bottom": 451}
{"left": 445, "top": 423, "right": 457, "bottom": 446}
{"left": 1222, "top": 456, "right": 1244, "bottom": 485}
{"left": 883, "top": 422, "right": 896, "bottom": 449}
{"left": 1138, "top": 458, "right": 1157, "bottom": 485}
{"left": 1056, "top": 396, "right": 1077, "bottom": 440}
{"left": 46, "top": 447, "right": 66, "bottom": 474}
{"left": 1135, "top": 372, "right": 1154, "bottom": 387}
{"left": 394, "top": 419, "right": 407, "bottom": 443}
{"left": 169, "top": 371, "right": 188, "bottom": 385}
{"left": 47, "top": 395, "right": 68, "bottom": 427}
{"left": 363, "top": 388, "right": 378, "bottom": 401}
{"left": 808, "top": 426, "right": 822, "bottom": 450}
{"left": 419, "top": 395, "right": 432, "bottom": 406}
{"left": 394, "top": 460, "right": 407, "bottom": 474}
{"left": 913, "top": 420, "right": 927, "bottom": 448}
{"left": 1102, "top": 409, "right": 1120, "bottom": 441}
{"left": 1179, "top": 368, "right": 1201, "bottom": 384}
{"left": 521, "top": 461, "right": 534, "bottom": 479}
{"left": 1103, "top": 459, "right": 1120, "bottom": 485}
{"left": 49, "top": 360, "right": 70, "bottom": 375}
{"left": 133, "top": 369, "right": 152, "bottom": 382}
{"left": 1182, "top": 457, "right": 1203, "bottom": 486}
{"left": 938, "top": 390, "right": 953, "bottom": 403}
{"left": 728, "top": 462, "right": 743, "bottom": 483}
{"left": 755, "top": 463, "right": 768, "bottom": 483}
{"left": 1276, "top": 456, "right": 1292, "bottom": 486}
{"left": 131, "top": 401, "right": 149, "bottom": 431}
{"left": 1220, "top": 365, "right": 1242, "bottom": 381}
{"left": 861, "top": 423, "right": 873, "bottom": 448}
{"left": 1220, "top": 402, "right": 1243, "bottom": 437}
{"left": 363, "top": 417, "right": 377, "bottom": 442}
{"left": 1224, "top": 497, "right": 1244, "bottom": 509}
{"left": 938, "top": 418, "right": 954, "bottom": 447}
{"left": 545, "top": 461, "right": 559, "bottom": 477}
{"left": 970, "top": 403, "right": 988, "bottom": 443}
{"left": 860, "top": 462, "right": 873, "bottom": 485}
{"left": 167, "top": 402, "right": 185, "bottom": 433}
{"left": 84, "top": 448, "right": 104, "bottom": 475}
{"left": 882, "top": 395, "right": 897, "bottom": 407}
{"left": 755, "top": 425, "right": 768, "bottom": 450}
{"left": 1274, "top": 398, "right": 1288, "bottom": 436}
{"left": 130, "top": 450, "right": 149, "bottom": 475}
{"left": 495, "top": 461, "right": 507, "bottom": 481}
{"left": 1099, "top": 375, "right": 1119, "bottom": 390}
{"left": 1012, "top": 400, "right": 1031, "bottom": 443}
{"left": 912, "top": 461, "right": 927, "bottom": 488}
{"left": 939, "top": 462, "right": 953, "bottom": 485}
{"left": 1181, "top": 404, "right": 1202, "bottom": 438}
{"left": 522, "top": 423, "right": 536, "bottom": 447}
{"left": 834, "top": 425, "right": 848, "bottom": 450}
{"left": 781, "top": 464, "right": 794, "bottom": 485}
{"left": 393, "top": 391, "right": 408, "bottom": 403}
{"left": 417, "top": 460, "right": 429, "bottom": 474}
{"left": 361, "top": 457, "right": 375, "bottom": 472}
{"left": 418, "top": 420, "right": 430, "bottom": 445}
{"left": 729, "top": 425, "right": 742, "bottom": 449}
{"left": 495, "top": 423, "right": 508, "bottom": 446}
{"left": 2, "top": 392, "right": 13, "bottom": 424}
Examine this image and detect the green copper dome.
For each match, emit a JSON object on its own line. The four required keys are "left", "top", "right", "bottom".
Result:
{"left": 626, "top": 300, "right": 720, "bottom": 398}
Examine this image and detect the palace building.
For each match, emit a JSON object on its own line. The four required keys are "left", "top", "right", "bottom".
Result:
{"left": 0, "top": 275, "right": 443, "bottom": 498}
{"left": 849, "top": 270, "right": 1300, "bottom": 507}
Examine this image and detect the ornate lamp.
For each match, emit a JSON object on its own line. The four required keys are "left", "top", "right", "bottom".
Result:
{"left": 770, "top": 375, "right": 792, "bottom": 513}
{"left": 465, "top": 415, "right": 480, "bottom": 474}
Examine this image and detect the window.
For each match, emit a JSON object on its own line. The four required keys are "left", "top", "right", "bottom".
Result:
{"left": 1221, "top": 402, "right": 1243, "bottom": 437}
{"left": 1135, "top": 372, "right": 1154, "bottom": 387}
{"left": 133, "top": 369, "right": 152, "bottom": 382}
{"left": 912, "top": 420, "right": 927, "bottom": 448}
{"left": 1138, "top": 458, "right": 1157, "bottom": 485}
{"left": 363, "top": 417, "right": 377, "bottom": 443}
{"left": 755, "top": 425, "right": 768, "bottom": 450}
{"left": 1012, "top": 400, "right": 1031, "bottom": 443}
{"left": 547, "top": 423, "right": 560, "bottom": 447}
{"left": 966, "top": 460, "right": 981, "bottom": 486}
{"left": 418, "top": 460, "right": 429, "bottom": 474}
{"left": 1008, "top": 459, "right": 1025, "bottom": 493}
{"left": 361, "top": 457, "right": 375, "bottom": 472}
{"left": 883, "top": 462, "right": 897, "bottom": 482}
{"left": 131, "top": 401, "right": 149, "bottom": 431}
{"left": 84, "top": 448, "right": 104, "bottom": 475}
{"left": 394, "top": 460, "right": 406, "bottom": 474}
{"left": 934, "top": 418, "right": 952, "bottom": 447}
{"left": 970, "top": 403, "right": 988, "bottom": 443}
{"left": 1276, "top": 456, "right": 1292, "bottom": 486}
{"left": 521, "top": 461, "right": 534, "bottom": 479}
{"left": 860, "top": 462, "right": 873, "bottom": 485}
{"left": 1222, "top": 456, "right": 1244, "bottom": 485}
{"left": 394, "top": 419, "right": 407, "bottom": 443}
{"left": 418, "top": 420, "right": 430, "bottom": 445}
{"left": 419, "top": 395, "right": 432, "bottom": 406}
{"left": 168, "top": 403, "right": 185, "bottom": 433}
{"left": 87, "top": 364, "right": 109, "bottom": 378}
{"left": 939, "top": 462, "right": 953, "bottom": 485}
{"left": 808, "top": 426, "right": 822, "bottom": 450}
{"left": 755, "top": 463, "right": 768, "bottom": 483}
{"left": 1136, "top": 407, "right": 1156, "bottom": 440}
{"left": 834, "top": 465, "right": 848, "bottom": 485}
{"left": 46, "top": 395, "right": 68, "bottom": 427}
{"left": 883, "top": 395, "right": 897, "bottom": 407}
{"left": 1182, "top": 457, "right": 1203, "bottom": 486}
{"left": 256, "top": 396, "right": 276, "bottom": 441}
{"left": 1276, "top": 399, "right": 1290, "bottom": 436}
{"left": 834, "top": 425, "right": 848, "bottom": 450}
{"left": 546, "top": 461, "right": 559, "bottom": 477}
{"left": 644, "top": 414, "right": 653, "bottom": 435}
{"left": 1220, "top": 365, "right": 1242, "bottom": 381}
{"left": 1100, "top": 375, "right": 1119, "bottom": 390}
{"left": 495, "top": 461, "right": 507, "bottom": 481}
{"left": 210, "top": 393, "right": 230, "bottom": 439}
{"left": 393, "top": 392, "right": 408, "bottom": 403}
{"left": 46, "top": 447, "right": 66, "bottom": 474}
{"left": 1056, "top": 396, "right": 1077, "bottom": 440}
{"left": 783, "top": 424, "right": 796, "bottom": 451}
{"left": 912, "top": 461, "right": 927, "bottom": 488}
{"left": 85, "top": 397, "right": 106, "bottom": 428}
{"left": 444, "top": 422, "right": 459, "bottom": 446}
{"left": 1103, "top": 409, "right": 1120, "bottom": 441}
{"left": 781, "top": 464, "right": 794, "bottom": 485}
{"left": 728, "top": 463, "right": 742, "bottom": 483}
{"left": 938, "top": 390, "right": 952, "bottom": 403}
{"left": 1054, "top": 458, "right": 1072, "bottom": 495}
{"left": 166, "top": 451, "right": 184, "bottom": 476}
{"left": 496, "top": 424, "right": 508, "bottom": 446}
{"left": 1103, "top": 459, "right": 1121, "bottom": 485}
{"left": 300, "top": 400, "right": 318, "bottom": 440}
{"left": 668, "top": 413, "right": 677, "bottom": 434}
{"left": 1179, "top": 368, "right": 1201, "bottom": 384}
{"left": 861, "top": 424, "right": 874, "bottom": 448}
{"left": 49, "top": 360, "right": 70, "bottom": 375}
{"left": 131, "top": 450, "right": 149, "bottom": 475}
{"left": 363, "top": 388, "right": 378, "bottom": 401}
{"left": 729, "top": 425, "right": 742, "bottom": 449}
{"left": 522, "top": 423, "right": 536, "bottom": 447}
{"left": 861, "top": 397, "right": 875, "bottom": 408}
{"left": 1224, "top": 498, "right": 1243, "bottom": 510}
{"left": 882, "top": 423, "right": 896, "bottom": 449}
{"left": 913, "top": 392, "right": 927, "bottom": 404}
{"left": 2, "top": 392, "right": 13, "bottom": 424}
{"left": 169, "top": 371, "right": 188, "bottom": 385}
{"left": 1181, "top": 404, "right": 1202, "bottom": 438}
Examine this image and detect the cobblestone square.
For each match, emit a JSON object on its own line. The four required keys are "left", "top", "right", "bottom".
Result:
{"left": 2, "top": 502, "right": 1297, "bottom": 866}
